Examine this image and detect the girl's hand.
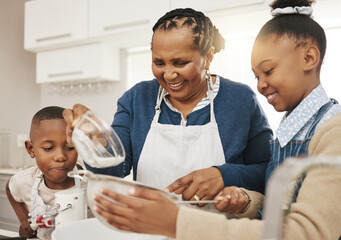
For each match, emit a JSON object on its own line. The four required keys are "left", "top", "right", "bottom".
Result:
{"left": 214, "top": 187, "right": 250, "bottom": 214}
{"left": 165, "top": 167, "right": 224, "bottom": 207}
{"left": 93, "top": 187, "right": 178, "bottom": 238}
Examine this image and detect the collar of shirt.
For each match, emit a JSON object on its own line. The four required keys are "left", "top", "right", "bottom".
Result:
{"left": 276, "top": 85, "right": 330, "bottom": 147}
{"left": 163, "top": 76, "right": 220, "bottom": 126}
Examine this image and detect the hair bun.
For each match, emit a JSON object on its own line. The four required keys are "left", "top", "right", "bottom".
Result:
{"left": 271, "top": 6, "right": 313, "bottom": 17}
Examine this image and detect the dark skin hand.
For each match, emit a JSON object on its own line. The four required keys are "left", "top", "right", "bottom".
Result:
{"left": 63, "top": 104, "right": 89, "bottom": 144}
{"left": 19, "top": 219, "right": 37, "bottom": 238}
{"left": 165, "top": 167, "right": 224, "bottom": 207}
{"left": 63, "top": 103, "right": 108, "bottom": 153}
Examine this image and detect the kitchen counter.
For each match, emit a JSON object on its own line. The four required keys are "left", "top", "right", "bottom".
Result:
{"left": 0, "top": 229, "right": 18, "bottom": 237}
{"left": 0, "top": 168, "right": 20, "bottom": 175}
{"left": 0, "top": 229, "right": 39, "bottom": 239}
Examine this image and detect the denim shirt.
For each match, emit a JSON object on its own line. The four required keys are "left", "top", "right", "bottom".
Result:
{"left": 276, "top": 85, "right": 341, "bottom": 147}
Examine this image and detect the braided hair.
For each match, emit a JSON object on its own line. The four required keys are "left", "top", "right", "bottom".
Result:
{"left": 152, "top": 8, "right": 225, "bottom": 56}
{"left": 257, "top": 0, "right": 326, "bottom": 70}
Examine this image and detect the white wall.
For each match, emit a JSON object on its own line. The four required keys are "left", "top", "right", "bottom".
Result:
{"left": 0, "top": 0, "right": 38, "bottom": 168}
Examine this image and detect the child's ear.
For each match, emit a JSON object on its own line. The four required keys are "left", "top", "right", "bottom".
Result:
{"left": 25, "top": 140, "right": 35, "bottom": 158}
{"left": 303, "top": 44, "right": 320, "bottom": 71}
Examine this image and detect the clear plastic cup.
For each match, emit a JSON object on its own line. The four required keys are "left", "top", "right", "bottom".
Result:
{"left": 72, "top": 111, "right": 125, "bottom": 168}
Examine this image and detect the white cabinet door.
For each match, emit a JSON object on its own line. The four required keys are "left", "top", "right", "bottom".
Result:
{"left": 89, "top": 0, "right": 170, "bottom": 47}
{"left": 37, "top": 43, "right": 120, "bottom": 83}
{"left": 171, "top": 0, "right": 264, "bottom": 13}
{"left": 24, "top": 0, "right": 88, "bottom": 52}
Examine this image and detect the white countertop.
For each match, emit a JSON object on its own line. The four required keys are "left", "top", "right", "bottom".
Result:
{"left": 0, "top": 229, "right": 39, "bottom": 239}
{"left": 0, "top": 229, "right": 19, "bottom": 237}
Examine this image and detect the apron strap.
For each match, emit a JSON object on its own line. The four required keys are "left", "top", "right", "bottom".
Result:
{"left": 207, "top": 76, "right": 216, "bottom": 123}
{"left": 304, "top": 99, "right": 335, "bottom": 138}
{"left": 73, "top": 165, "right": 81, "bottom": 189}
{"left": 152, "top": 86, "right": 164, "bottom": 123}
{"left": 30, "top": 171, "right": 50, "bottom": 222}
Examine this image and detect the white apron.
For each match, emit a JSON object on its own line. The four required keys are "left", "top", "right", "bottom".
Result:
{"left": 137, "top": 79, "right": 225, "bottom": 191}
{"left": 30, "top": 166, "right": 81, "bottom": 240}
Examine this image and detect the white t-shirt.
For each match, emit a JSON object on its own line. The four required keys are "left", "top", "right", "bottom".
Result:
{"left": 9, "top": 166, "right": 60, "bottom": 211}
{"left": 9, "top": 166, "right": 86, "bottom": 212}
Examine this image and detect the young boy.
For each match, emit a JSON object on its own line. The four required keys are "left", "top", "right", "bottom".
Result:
{"left": 6, "top": 106, "right": 80, "bottom": 239}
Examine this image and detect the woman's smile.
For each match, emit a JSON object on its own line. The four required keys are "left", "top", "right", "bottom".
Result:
{"left": 167, "top": 81, "right": 185, "bottom": 90}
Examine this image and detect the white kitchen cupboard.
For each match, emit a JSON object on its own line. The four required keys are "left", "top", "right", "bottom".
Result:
{"left": 37, "top": 43, "right": 120, "bottom": 83}
{"left": 0, "top": 173, "right": 19, "bottom": 232}
{"left": 24, "top": 0, "right": 88, "bottom": 52}
{"left": 171, "top": 0, "right": 266, "bottom": 14}
{"left": 88, "top": 0, "right": 171, "bottom": 47}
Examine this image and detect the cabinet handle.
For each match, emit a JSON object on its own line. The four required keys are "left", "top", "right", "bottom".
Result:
{"left": 104, "top": 19, "right": 150, "bottom": 31}
{"left": 36, "top": 33, "right": 72, "bottom": 42}
{"left": 48, "top": 71, "right": 83, "bottom": 78}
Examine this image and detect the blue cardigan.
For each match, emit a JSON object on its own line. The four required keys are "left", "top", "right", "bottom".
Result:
{"left": 86, "top": 76, "right": 273, "bottom": 193}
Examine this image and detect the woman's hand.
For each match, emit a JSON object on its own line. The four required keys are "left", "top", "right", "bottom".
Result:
{"left": 94, "top": 187, "right": 178, "bottom": 238}
{"left": 63, "top": 104, "right": 89, "bottom": 144}
{"left": 165, "top": 167, "right": 224, "bottom": 207}
{"left": 214, "top": 187, "right": 250, "bottom": 214}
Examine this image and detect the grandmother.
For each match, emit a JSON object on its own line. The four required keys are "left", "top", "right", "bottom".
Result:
{"left": 63, "top": 8, "right": 272, "bottom": 204}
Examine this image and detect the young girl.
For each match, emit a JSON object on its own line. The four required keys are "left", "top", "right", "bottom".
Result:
{"left": 90, "top": 1, "right": 341, "bottom": 239}
{"left": 252, "top": 0, "right": 340, "bottom": 184}
{"left": 213, "top": 0, "right": 341, "bottom": 216}
{"left": 6, "top": 106, "right": 81, "bottom": 240}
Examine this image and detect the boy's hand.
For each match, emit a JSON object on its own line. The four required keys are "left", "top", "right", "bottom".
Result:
{"left": 6, "top": 180, "right": 37, "bottom": 238}
{"left": 19, "top": 219, "right": 36, "bottom": 238}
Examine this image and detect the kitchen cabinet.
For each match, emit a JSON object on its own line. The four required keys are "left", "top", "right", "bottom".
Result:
{"left": 0, "top": 172, "right": 19, "bottom": 232}
{"left": 171, "top": 0, "right": 265, "bottom": 14}
{"left": 25, "top": 0, "right": 169, "bottom": 84}
{"left": 24, "top": 0, "right": 88, "bottom": 52}
{"left": 88, "top": 0, "right": 170, "bottom": 47}
{"left": 37, "top": 43, "right": 120, "bottom": 83}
